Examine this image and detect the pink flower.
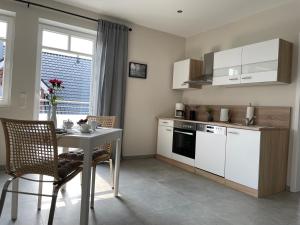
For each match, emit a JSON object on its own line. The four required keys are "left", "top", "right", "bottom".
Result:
{"left": 49, "top": 79, "right": 63, "bottom": 86}
{"left": 57, "top": 80, "right": 62, "bottom": 84}
{"left": 49, "top": 79, "right": 56, "bottom": 85}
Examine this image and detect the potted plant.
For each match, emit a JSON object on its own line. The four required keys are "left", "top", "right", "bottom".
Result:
{"left": 47, "top": 79, "right": 64, "bottom": 128}
{"left": 206, "top": 106, "right": 213, "bottom": 122}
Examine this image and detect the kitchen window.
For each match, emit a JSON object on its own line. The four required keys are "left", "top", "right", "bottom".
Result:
{"left": 0, "top": 14, "right": 15, "bottom": 106}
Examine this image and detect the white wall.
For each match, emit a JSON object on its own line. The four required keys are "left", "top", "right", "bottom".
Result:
{"left": 183, "top": 0, "right": 300, "bottom": 190}
{"left": 0, "top": 0, "right": 185, "bottom": 163}
{"left": 123, "top": 25, "right": 184, "bottom": 157}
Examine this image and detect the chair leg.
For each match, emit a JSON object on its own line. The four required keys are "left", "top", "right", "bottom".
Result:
{"left": 11, "top": 179, "right": 19, "bottom": 220}
{"left": 47, "top": 186, "right": 59, "bottom": 225}
{"left": 0, "top": 178, "right": 14, "bottom": 217}
{"left": 37, "top": 175, "right": 43, "bottom": 211}
{"left": 61, "top": 147, "right": 68, "bottom": 192}
{"left": 90, "top": 165, "right": 96, "bottom": 209}
{"left": 109, "top": 159, "right": 114, "bottom": 189}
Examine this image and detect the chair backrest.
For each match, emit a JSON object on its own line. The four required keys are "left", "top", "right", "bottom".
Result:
{"left": 87, "top": 116, "right": 116, "bottom": 128}
{"left": 1, "top": 118, "right": 59, "bottom": 179}
{"left": 87, "top": 116, "right": 116, "bottom": 154}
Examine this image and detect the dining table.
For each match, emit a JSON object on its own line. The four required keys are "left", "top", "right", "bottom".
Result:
{"left": 10, "top": 127, "right": 123, "bottom": 225}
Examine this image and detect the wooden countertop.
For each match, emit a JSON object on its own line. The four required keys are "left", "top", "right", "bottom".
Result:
{"left": 158, "top": 117, "right": 288, "bottom": 131}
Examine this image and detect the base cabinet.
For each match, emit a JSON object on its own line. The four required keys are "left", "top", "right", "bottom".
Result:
{"left": 225, "top": 128, "right": 261, "bottom": 189}
{"left": 157, "top": 122, "right": 173, "bottom": 158}
{"left": 156, "top": 119, "right": 289, "bottom": 198}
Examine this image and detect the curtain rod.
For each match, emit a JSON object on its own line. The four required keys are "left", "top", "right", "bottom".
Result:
{"left": 14, "top": 0, "right": 132, "bottom": 31}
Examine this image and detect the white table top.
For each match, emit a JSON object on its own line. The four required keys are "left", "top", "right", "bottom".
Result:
{"left": 57, "top": 127, "right": 122, "bottom": 148}
{"left": 58, "top": 127, "right": 122, "bottom": 139}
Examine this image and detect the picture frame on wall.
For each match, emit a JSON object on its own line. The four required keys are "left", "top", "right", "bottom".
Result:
{"left": 129, "top": 62, "right": 147, "bottom": 79}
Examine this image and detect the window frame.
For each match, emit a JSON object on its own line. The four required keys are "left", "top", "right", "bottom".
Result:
{"left": 34, "top": 22, "right": 97, "bottom": 119}
{"left": 0, "top": 14, "right": 15, "bottom": 106}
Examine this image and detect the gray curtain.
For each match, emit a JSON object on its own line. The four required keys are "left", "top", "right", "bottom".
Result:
{"left": 95, "top": 20, "right": 129, "bottom": 128}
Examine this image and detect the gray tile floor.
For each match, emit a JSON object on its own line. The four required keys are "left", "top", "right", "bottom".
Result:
{"left": 0, "top": 158, "right": 300, "bottom": 225}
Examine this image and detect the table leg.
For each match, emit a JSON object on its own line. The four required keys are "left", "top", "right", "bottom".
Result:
{"left": 79, "top": 142, "right": 92, "bottom": 225}
{"left": 114, "top": 138, "right": 121, "bottom": 196}
{"left": 61, "top": 147, "right": 68, "bottom": 191}
{"left": 11, "top": 179, "right": 19, "bottom": 220}
{"left": 37, "top": 175, "right": 43, "bottom": 210}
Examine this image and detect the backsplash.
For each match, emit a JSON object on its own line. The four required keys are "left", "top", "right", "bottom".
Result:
{"left": 185, "top": 105, "right": 291, "bottom": 128}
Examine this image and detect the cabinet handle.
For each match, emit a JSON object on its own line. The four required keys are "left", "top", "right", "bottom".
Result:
{"left": 166, "top": 129, "right": 172, "bottom": 132}
{"left": 174, "top": 130, "right": 194, "bottom": 136}
{"left": 242, "top": 76, "right": 252, "bottom": 80}
{"left": 229, "top": 78, "right": 238, "bottom": 81}
{"left": 228, "top": 131, "right": 239, "bottom": 135}
{"left": 162, "top": 122, "right": 168, "bottom": 124}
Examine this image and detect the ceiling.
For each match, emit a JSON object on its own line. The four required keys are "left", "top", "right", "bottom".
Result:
{"left": 52, "top": 0, "right": 292, "bottom": 37}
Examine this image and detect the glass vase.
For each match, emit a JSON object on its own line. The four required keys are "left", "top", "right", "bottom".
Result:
{"left": 50, "top": 104, "right": 57, "bottom": 128}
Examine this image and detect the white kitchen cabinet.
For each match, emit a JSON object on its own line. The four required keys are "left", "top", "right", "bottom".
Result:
{"left": 157, "top": 120, "right": 173, "bottom": 158}
{"left": 212, "top": 39, "right": 292, "bottom": 86}
{"left": 225, "top": 128, "right": 261, "bottom": 189}
{"left": 195, "top": 130, "right": 226, "bottom": 177}
{"left": 213, "top": 47, "right": 242, "bottom": 86}
{"left": 241, "top": 39, "right": 292, "bottom": 84}
{"left": 242, "top": 39, "right": 279, "bottom": 65}
{"left": 172, "top": 59, "right": 202, "bottom": 90}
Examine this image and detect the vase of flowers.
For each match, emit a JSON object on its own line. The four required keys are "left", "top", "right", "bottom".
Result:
{"left": 47, "top": 79, "right": 64, "bottom": 128}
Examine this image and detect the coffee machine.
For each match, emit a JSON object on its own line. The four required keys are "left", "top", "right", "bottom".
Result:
{"left": 175, "top": 103, "right": 185, "bottom": 118}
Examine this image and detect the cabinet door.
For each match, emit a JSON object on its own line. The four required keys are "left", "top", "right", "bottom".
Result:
{"left": 172, "top": 59, "right": 190, "bottom": 89}
{"left": 157, "top": 125, "right": 173, "bottom": 158}
{"left": 213, "top": 47, "right": 242, "bottom": 86}
{"left": 214, "top": 47, "right": 242, "bottom": 69}
{"left": 195, "top": 131, "right": 226, "bottom": 177}
{"left": 241, "top": 39, "right": 279, "bottom": 84}
{"left": 242, "top": 39, "right": 279, "bottom": 65}
{"left": 225, "top": 128, "right": 261, "bottom": 189}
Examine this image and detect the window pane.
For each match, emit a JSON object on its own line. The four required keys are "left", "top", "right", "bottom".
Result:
{"left": 39, "top": 50, "right": 92, "bottom": 119}
{"left": 0, "top": 21, "right": 7, "bottom": 39}
{"left": 0, "top": 41, "right": 6, "bottom": 98}
{"left": 42, "top": 30, "right": 68, "bottom": 50}
{"left": 70, "top": 36, "right": 93, "bottom": 55}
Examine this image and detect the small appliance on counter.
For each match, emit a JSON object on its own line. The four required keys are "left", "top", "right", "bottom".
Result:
{"left": 175, "top": 103, "right": 185, "bottom": 118}
{"left": 189, "top": 110, "right": 196, "bottom": 120}
{"left": 245, "top": 103, "right": 255, "bottom": 126}
{"left": 220, "top": 108, "right": 229, "bottom": 122}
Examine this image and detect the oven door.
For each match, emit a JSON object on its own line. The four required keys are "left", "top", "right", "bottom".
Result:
{"left": 172, "top": 128, "right": 196, "bottom": 159}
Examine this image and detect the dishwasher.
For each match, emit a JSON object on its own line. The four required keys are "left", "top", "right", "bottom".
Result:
{"left": 195, "top": 124, "right": 227, "bottom": 177}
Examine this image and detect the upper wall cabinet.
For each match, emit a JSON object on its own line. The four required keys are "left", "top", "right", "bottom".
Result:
{"left": 212, "top": 39, "right": 293, "bottom": 86}
{"left": 172, "top": 59, "right": 202, "bottom": 90}
{"left": 213, "top": 47, "right": 242, "bottom": 86}
{"left": 241, "top": 39, "right": 292, "bottom": 84}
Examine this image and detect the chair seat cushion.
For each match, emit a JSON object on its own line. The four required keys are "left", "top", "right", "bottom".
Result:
{"left": 58, "top": 159, "right": 82, "bottom": 179}
{"left": 59, "top": 149, "right": 110, "bottom": 162}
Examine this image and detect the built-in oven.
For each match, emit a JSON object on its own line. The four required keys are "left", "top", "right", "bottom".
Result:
{"left": 172, "top": 121, "right": 196, "bottom": 161}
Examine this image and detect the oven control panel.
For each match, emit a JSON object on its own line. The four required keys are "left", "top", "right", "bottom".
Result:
{"left": 174, "top": 121, "right": 196, "bottom": 131}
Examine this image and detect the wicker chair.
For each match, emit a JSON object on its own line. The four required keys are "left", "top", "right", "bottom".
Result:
{"left": 59, "top": 116, "right": 116, "bottom": 209}
{"left": 0, "top": 118, "right": 83, "bottom": 225}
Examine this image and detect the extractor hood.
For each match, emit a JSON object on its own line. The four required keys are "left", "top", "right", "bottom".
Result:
{"left": 183, "top": 52, "right": 214, "bottom": 85}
